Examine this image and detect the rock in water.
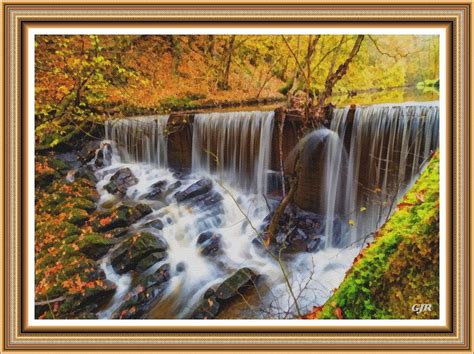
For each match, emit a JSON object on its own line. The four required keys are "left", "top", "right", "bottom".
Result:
{"left": 104, "top": 167, "right": 138, "bottom": 195}
{"left": 111, "top": 264, "right": 171, "bottom": 319}
{"left": 142, "top": 180, "right": 167, "bottom": 200}
{"left": 174, "top": 179, "right": 212, "bottom": 202}
{"left": 191, "top": 268, "right": 258, "bottom": 319}
{"left": 196, "top": 231, "right": 222, "bottom": 256}
{"left": 215, "top": 268, "right": 257, "bottom": 301}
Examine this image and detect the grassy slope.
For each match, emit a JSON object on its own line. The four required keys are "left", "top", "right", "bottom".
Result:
{"left": 316, "top": 152, "right": 440, "bottom": 319}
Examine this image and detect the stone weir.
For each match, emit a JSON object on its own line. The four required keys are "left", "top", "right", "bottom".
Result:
{"left": 111, "top": 108, "right": 335, "bottom": 173}
{"left": 105, "top": 108, "right": 330, "bottom": 200}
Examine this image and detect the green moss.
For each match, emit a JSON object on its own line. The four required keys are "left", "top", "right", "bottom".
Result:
{"left": 318, "top": 153, "right": 439, "bottom": 319}
{"left": 78, "top": 233, "right": 114, "bottom": 260}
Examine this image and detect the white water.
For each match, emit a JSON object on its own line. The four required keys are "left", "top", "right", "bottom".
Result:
{"left": 192, "top": 111, "right": 274, "bottom": 195}
{"left": 105, "top": 115, "right": 169, "bottom": 168}
{"left": 325, "top": 101, "right": 439, "bottom": 245}
{"left": 95, "top": 103, "right": 439, "bottom": 319}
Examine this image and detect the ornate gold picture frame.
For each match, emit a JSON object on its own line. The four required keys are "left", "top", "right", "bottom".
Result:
{"left": 2, "top": 1, "right": 471, "bottom": 352}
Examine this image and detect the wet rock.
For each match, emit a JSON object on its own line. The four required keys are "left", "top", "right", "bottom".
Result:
{"left": 111, "top": 264, "right": 171, "bottom": 319}
{"left": 78, "top": 233, "right": 115, "bottom": 260}
{"left": 143, "top": 219, "right": 164, "bottom": 231}
{"left": 260, "top": 205, "right": 324, "bottom": 254}
{"left": 174, "top": 179, "right": 212, "bottom": 202}
{"left": 78, "top": 140, "right": 101, "bottom": 164}
{"left": 191, "top": 295, "right": 220, "bottom": 319}
{"left": 176, "top": 262, "right": 186, "bottom": 273}
{"left": 105, "top": 227, "right": 129, "bottom": 238}
{"left": 90, "top": 203, "right": 152, "bottom": 232}
{"left": 111, "top": 232, "right": 168, "bottom": 274}
{"left": 136, "top": 264, "right": 171, "bottom": 289}
{"left": 142, "top": 180, "right": 167, "bottom": 200}
{"left": 135, "top": 251, "right": 167, "bottom": 273}
{"left": 191, "top": 190, "right": 224, "bottom": 211}
{"left": 104, "top": 167, "right": 138, "bottom": 195}
{"left": 196, "top": 231, "right": 222, "bottom": 256}
{"left": 215, "top": 268, "right": 257, "bottom": 301}
{"left": 168, "top": 181, "right": 182, "bottom": 190}
{"left": 191, "top": 268, "right": 258, "bottom": 319}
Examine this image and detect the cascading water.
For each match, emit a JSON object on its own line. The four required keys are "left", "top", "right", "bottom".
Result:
{"left": 93, "top": 102, "right": 439, "bottom": 320}
{"left": 95, "top": 110, "right": 291, "bottom": 319}
{"left": 325, "top": 101, "right": 439, "bottom": 245}
{"left": 105, "top": 115, "right": 170, "bottom": 168}
{"left": 192, "top": 111, "right": 275, "bottom": 195}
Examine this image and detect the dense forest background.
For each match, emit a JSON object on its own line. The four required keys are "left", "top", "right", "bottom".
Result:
{"left": 35, "top": 34, "right": 439, "bottom": 148}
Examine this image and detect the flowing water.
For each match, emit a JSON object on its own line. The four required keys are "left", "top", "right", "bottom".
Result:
{"left": 326, "top": 102, "right": 439, "bottom": 244}
{"left": 94, "top": 103, "right": 439, "bottom": 319}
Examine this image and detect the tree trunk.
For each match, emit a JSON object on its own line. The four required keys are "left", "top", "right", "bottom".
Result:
{"left": 219, "top": 35, "right": 236, "bottom": 90}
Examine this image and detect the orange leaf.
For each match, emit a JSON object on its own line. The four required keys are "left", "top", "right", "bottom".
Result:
{"left": 335, "top": 307, "right": 344, "bottom": 320}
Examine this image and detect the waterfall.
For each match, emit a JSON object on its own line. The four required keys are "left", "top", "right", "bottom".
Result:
{"left": 105, "top": 115, "right": 169, "bottom": 168}
{"left": 191, "top": 111, "right": 275, "bottom": 195}
{"left": 327, "top": 102, "right": 439, "bottom": 245}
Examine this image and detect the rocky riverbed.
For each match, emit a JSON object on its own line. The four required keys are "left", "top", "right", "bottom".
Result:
{"left": 35, "top": 140, "right": 361, "bottom": 320}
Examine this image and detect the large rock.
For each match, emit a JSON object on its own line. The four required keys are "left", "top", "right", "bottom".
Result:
{"left": 215, "top": 268, "right": 257, "bottom": 301}
{"left": 90, "top": 203, "right": 152, "bottom": 232}
{"left": 111, "top": 264, "right": 171, "bottom": 319}
{"left": 110, "top": 232, "right": 168, "bottom": 274}
{"left": 104, "top": 167, "right": 138, "bottom": 195}
{"left": 191, "top": 268, "right": 258, "bottom": 319}
{"left": 174, "top": 179, "right": 212, "bottom": 202}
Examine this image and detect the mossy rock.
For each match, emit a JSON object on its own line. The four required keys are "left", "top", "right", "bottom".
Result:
{"left": 57, "top": 279, "right": 116, "bottom": 318}
{"left": 90, "top": 203, "right": 152, "bottom": 232}
{"left": 110, "top": 232, "right": 168, "bottom": 274}
{"left": 35, "top": 156, "right": 61, "bottom": 188}
{"left": 61, "top": 208, "right": 89, "bottom": 226}
{"left": 36, "top": 221, "right": 81, "bottom": 250}
{"left": 78, "top": 233, "right": 115, "bottom": 260}
{"left": 35, "top": 255, "right": 104, "bottom": 301}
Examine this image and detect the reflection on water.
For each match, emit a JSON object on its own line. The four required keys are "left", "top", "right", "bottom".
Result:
{"left": 332, "top": 86, "right": 439, "bottom": 108}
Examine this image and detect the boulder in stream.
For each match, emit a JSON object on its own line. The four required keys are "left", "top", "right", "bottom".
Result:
{"left": 142, "top": 180, "right": 167, "bottom": 200}
{"left": 174, "top": 178, "right": 212, "bottom": 202}
{"left": 104, "top": 167, "right": 138, "bottom": 195}
{"left": 191, "top": 268, "right": 258, "bottom": 319}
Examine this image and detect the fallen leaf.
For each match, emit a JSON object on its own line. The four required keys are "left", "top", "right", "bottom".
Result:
{"left": 335, "top": 307, "right": 344, "bottom": 320}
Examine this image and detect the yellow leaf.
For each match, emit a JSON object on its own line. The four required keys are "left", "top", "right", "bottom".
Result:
{"left": 360, "top": 207, "right": 367, "bottom": 212}
{"left": 348, "top": 219, "right": 355, "bottom": 226}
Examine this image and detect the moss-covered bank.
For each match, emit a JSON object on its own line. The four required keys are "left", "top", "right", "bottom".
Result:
{"left": 314, "top": 152, "right": 440, "bottom": 319}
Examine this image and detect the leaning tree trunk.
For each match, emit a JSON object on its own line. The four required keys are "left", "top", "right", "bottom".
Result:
{"left": 314, "top": 35, "right": 364, "bottom": 122}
